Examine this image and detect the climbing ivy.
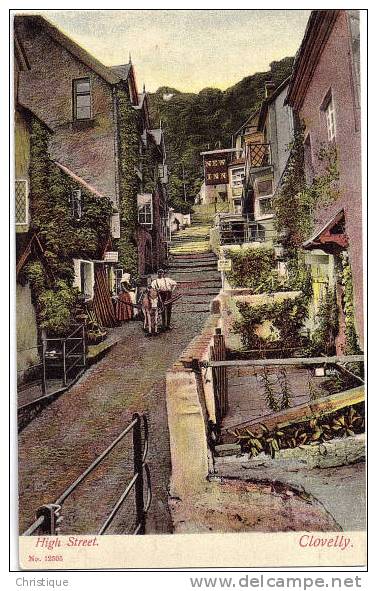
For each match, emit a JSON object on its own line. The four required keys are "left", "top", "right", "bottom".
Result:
{"left": 225, "top": 246, "right": 312, "bottom": 297}
{"left": 116, "top": 87, "right": 140, "bottom": 276}
{"left": 273, "top": 127, "right": 340, "bottom": 247}
{"left": 341, "top": 253, "right": 362, "bottom": 355}
{"left": 24, "top": 117, "right": 113, "bottom": 335}
{"left": 309, "top": 286, "right": 339, "bottom": 356}
{"left": 233, "top": 295, "right": 309, "bottom": 354}
{"left": 225, "top": 247, "right": 279, "bottom": 292}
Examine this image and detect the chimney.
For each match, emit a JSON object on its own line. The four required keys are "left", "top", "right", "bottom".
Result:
{"left": 264, "top": 81, "right": 275, "bottom": 98}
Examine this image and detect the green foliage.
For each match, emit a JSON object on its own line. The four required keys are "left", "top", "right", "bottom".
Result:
{"left": 259, "top": 367, "right": 280, "bottom": 412}
{"left": 26, "top": 117, "right": 113, "bottom": 334}
{"left": 116, "top": 87, "right": 140, "bottom": 276}
{"left": 234, "top": 295, "right": 309, "bottom": 353}
{"left": 285, "top": 254, "right": 313, "bottom": 297}
{"left": 231, "top": 403, "right": 365, "bottom": 458}
{"left": 226, "top": 247, "right": 278, "bottom": 291}
{"left": 148, "top": 57, "right": 294, "bottom": 210}
{"left": 273, "top": 128, "right": 340, "bottom": 246}
{"left": 38, "top": 280, "right": 79, "bottom": 335}
{"left": 341, "top": 254, "right": 362, "bottom": 355}
{"left": 310, "top": 287, "right": 339, "bottom": 356}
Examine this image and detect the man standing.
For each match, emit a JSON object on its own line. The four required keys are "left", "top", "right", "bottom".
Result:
{"left": 151, "top": 269, "right": 177, "bottom": 331}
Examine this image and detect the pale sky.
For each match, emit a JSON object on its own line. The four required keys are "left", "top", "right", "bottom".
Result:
{"left": 38, "top": 10, "right": 311, "bottom": 93}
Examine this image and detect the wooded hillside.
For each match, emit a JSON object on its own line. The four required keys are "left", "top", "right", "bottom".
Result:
{"left": 148, "top": 56, "right": 294, "bottom": 212}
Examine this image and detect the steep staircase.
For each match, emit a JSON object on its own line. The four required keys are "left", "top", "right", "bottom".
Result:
{"left": 168, "top": 206, "right": 221, "bottom": 315}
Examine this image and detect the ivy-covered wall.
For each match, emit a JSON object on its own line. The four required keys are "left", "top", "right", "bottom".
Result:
{"left": 273, "top": 128, "right": 340, "bottom": 248}
{"left": 23, "top": 117, "right": 113, "bottom": 336}
{"left": 115, "top": 86, "right": 140, "bottom": 277}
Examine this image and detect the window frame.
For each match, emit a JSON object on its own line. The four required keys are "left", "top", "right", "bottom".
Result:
{"left": 320, "top": 89, "right": 336, "bottom": 142}
{"left": 73, "top": 77, "right": 92, "bottom": 121}
{"left": 231, "top": 166, "right": 245, "bottom": 188}
{"left": 71, "top": 189, "right": 83, "bottom": 220}
{"left": 15, "top": 178, "right": 29, "bottom": 225}
{"left": 254, "top": 175, "right": 274, "bottom": 220}
{"left": 138, "top": 202, "right": 153, "bottom": 226}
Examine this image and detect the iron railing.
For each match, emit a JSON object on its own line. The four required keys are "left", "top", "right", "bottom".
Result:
{"left": 218, "top": 219, "right": 276, "bottom": 245}
{"left": 22, "top": 413, "right": 151, "bottom": 536}
{"left": 18, "top": 325, "right": 86, "bottom": 430}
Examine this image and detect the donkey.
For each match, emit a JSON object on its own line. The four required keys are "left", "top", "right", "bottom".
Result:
{"left": 140, "top": 287, "right": 162, "bottom": 336}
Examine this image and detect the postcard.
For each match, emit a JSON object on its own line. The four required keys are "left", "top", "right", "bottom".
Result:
{"left": 13, "top": 8, "right": 366, "bottom": 570}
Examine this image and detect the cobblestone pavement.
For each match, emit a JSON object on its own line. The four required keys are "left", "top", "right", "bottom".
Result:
{"left": 18, "top": 214, "right": 221, "bottom": 535}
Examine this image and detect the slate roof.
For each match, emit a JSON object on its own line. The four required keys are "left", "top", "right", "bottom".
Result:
{"left": 14, "top": 15, "right": 121, "bottom": 85}
{"left": 110, "top": 63, "right": 132, "bottom": 81}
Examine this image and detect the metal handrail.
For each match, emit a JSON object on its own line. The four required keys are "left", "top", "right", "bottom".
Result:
{"left": 203, "top": 354, "right": 365, "bottom": 368}
{"left": 55, "top": 417, "right": 138, "bottom": 506}
{"left": 22, "top": 515, "right": 45, "bottom": 537}
{"left": 22, "top": 413, "right": 151, "bottom": 537}
{"left": 98, "top": 473, "right": 139, "bottom": 535}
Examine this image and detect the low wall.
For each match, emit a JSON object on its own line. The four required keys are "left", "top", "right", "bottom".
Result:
{"left": 211, "top": 289, "right": 301, "bottom": 351}
{"left": 166, "top": 314, "right": 221, "bottom": 499}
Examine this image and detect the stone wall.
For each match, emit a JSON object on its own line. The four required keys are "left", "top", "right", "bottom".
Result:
{"left": 166, "top": 314, "right": 221, "bottom": 499}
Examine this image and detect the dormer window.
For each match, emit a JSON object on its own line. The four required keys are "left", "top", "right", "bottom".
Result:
{"left": 73, "top": 78, "right": 91, "bottom": 120}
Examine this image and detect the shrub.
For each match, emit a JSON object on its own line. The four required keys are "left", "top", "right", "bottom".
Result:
{"left": 233, "top": 295, "right": 309, "bottom": 353}
{"left": 225, "top": 247, "right": 278, "bottom": 291}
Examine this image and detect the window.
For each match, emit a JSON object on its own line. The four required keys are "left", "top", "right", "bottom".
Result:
{"left": 259, "top": 196, "right": 274, "bottom": 217}
{"left": 137, "top": 194, "right": 153, "bottom": 226}
{"left": 255, "top": 178, "right": 273, "bottom": 197}
{"left": 15, "top": 179, "right": 28, "bottom": 225}
{"left": 73, "top": 78, "right": 91, "bottom": 120}
{"left": 255, "top": 177, "right": 274, "bottom": 219}
{"left": 325, "top": 99, "right": 336, "bottom": 141}
{"left": 321, "top": 90, "right": 336, "bottom": 142}
{"left": 233, "top": 198, "right": 242, "bottom": 215}
{"left": 138, "top": 203, "right": 152, "bottom": 225}
{"left": 231, "top": 167, "right": 245, "bottom": 187}
{"left": 70, "top": 189, "right": 82, "bottom": 219}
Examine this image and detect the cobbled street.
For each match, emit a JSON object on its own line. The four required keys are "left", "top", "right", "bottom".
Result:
{"left": 18, "top": 210, "right": 221, "bottom": 535}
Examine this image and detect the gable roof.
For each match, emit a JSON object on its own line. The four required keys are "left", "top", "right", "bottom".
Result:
{"left": 55, "top": 161, "right": 105, "bottom": 197}
{"left": 110, "top": 63, "right": 132, "bottom": 81}
{"left": 285, "top": 10, "right": 340, "bottom": 110}
{"left": 14, "top": 15, "right": 121, "bottom": 85}
{"left": 234, "top": 108, "right": 260, "bottom": 137}
{"left": 14, "top": 32, "right": 30, "bottom": 70}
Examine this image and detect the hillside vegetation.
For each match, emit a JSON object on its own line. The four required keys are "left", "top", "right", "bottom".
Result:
{"left": 148, "top": 56, "right": 294, "bottom": 212}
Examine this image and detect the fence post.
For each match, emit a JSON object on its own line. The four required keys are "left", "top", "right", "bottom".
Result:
{"left": 82, "top": 324, "right": 86, "bottom": 368}
{"left": 62, "top": 340, "right": 67, "bottom": 386}
{"left": 36, "top": 504, "right": 63, "bottom": 535}
{"left": 41, "top": 339, "right": 47, "bottom": 397}
{"left": 133, "top": 413, "right": 145, "bottom": 534}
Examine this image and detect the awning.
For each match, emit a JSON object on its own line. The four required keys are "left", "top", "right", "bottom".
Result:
{"left": 302, "top": 209, "right": 348, "bottom": 250}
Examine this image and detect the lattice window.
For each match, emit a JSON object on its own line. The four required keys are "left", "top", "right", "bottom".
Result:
{"left": 249, "top": 144, "right": 270, "bottom": 167}
{"left": 15, "top": 179, "right": 28, "bottom": 225}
